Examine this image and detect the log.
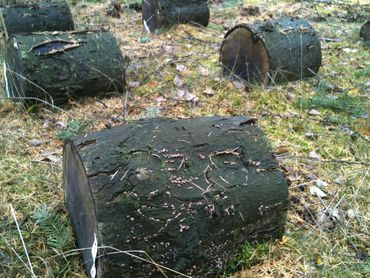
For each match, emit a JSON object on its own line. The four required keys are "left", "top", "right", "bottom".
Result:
{"left": 360, "top": 21, "right": 370, "bottom": 44}
{"left": 63, "top": 116, "right": 289, "bottom": 277}
{"left": 4, "top": 31, "right": 126, "bottom": 105}
{"left": 142, "top": 0, "right": 210, "bottom": 33}
{"left": 220, "top": 17, "right": 322, "bottom": 84}
{"left": 0, "top": 1, "right": 74, "bottom": 37}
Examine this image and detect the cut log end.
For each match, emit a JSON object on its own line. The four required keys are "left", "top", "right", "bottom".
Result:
{"left": 220, "top": 26, "right": 270, "bottom": 84}
{"left": 63, "top": 140, "right": 100, "bottom": 277}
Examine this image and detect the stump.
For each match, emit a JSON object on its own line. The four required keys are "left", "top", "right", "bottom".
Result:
{"left": 220, "top": 17, "right": 322, "bottom": 84}
{"left": 360, "top": 21, "right": 370, "bottom": 44}
{"left": 63, "top": 116, "right": 289, "bottom": 277}
{"left": 0, "top": 1, "right": 74, "bottom": 37}
{"left": 4, "top": 31, "right": 126, "bottom": 105}
{"left": 142, "top": 0, "right": 210, "bottom": 33}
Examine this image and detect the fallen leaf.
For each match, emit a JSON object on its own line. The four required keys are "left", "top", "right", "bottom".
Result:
{"left": 309, "top": 185, "right": 327, "bottom": 198}
{"left": 233, "top": 80, "right": 245, "bottom": 90}
{"left": 173, "top": 76, "right": 184, "bottom": 87}
{"left": 309, "top": 151, "right": 321, "bottom": 160}
{"left": 315, "top": 179, "right": 328, "bottom": 187}
{"left": 308, "top": 109, "right": 321, "bottom": 116}
{"left": 128, "top": 81, "right": 141, "bottom": 88}
{"left": 204, "top": 87, "right": 214, "bottom": 96}
{"left": 28, "top": 139, "right": 45, "bottom": 146}
{"left": 176, "top": 64, "right": 186, "bottom": 72}
{"left": 199, "top": 66, "right": 209, "bottom": 76}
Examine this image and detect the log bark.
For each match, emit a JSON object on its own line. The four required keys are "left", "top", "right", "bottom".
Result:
{"left": 360, "top": 21, "right": 370, "bottom": 44}
{"left": 0, "top": 1, "right": 74, "bottom": 36}
{"left": 142, "top": 0, "right": 210, "bottom": 33}
{"left": 220, "top": 17, "right": 322, "bottom": 84}
{"left": 63, "top": 116, "right": 289, "bottom": 277}
{"left": 4, "top": 31, "right": 126, "bottom": 106}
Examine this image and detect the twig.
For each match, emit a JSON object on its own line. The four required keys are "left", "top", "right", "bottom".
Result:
{"left": 10, "top": 204, "right": 37, "bottom": 278}
{"left": 277, "top": 154, "right": 370, "bottom": 166}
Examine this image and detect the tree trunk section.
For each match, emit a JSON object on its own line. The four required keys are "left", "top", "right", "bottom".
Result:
{"left": 0, "top": 1, "right": 74, "bottom": 36}
{"left": 4, "top": 31, "right": 126, "bottom": 106}
{"left": 360, "top": 21, "right": 370, "bottom": 45}
{"left": 220, "top": 17, "right": 322, "bottom": 84}
{"left": 63, "top": 116, "right": 289, "bottom": 277}
{"left": 142, "top": 0, "right": 210, "bottom": 33}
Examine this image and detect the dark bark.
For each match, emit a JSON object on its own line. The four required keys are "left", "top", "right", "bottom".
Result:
{"left": 220, "top": 17, "right": 322, "bottom": 84}
{"left": 142, "top": 0, "right": 210, "bottom": 33}
{"left": 63, "top": 116, "right": 289, "bottom": 277}
{"left": 0, "top": 1, "right": 74, "bottom": 36}
{"left": 4, "top": 31, "right": 126, "bottom": 106}
{"left": 360, "top": 21, "right": 370, "bottom": 44}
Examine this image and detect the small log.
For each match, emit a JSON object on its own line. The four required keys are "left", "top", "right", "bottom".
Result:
{"left": 360, "top": 21, "right": 370, "bottom": 44}
{"left": 4, "top": 31, "right": 126, "bottom": 105}
{"left": 142, "top": 0, "right": 210, "bottom": 33}
{"left": 220, "top": 17, "right": 322, "bottom": 84}
{"left": 63, "top": 116, "right": 289, "bottom": 277}
{"left": 0, "top": 1, "right": 74, "bottom": 36}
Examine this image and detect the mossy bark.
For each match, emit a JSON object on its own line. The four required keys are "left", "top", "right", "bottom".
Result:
{"left": 4, "top": 31, "right": 126, "bottom": 105}
{"left": 142, "top": 0, "right": 209, "bottom": 33}
{"left": 220, "top": 17, "right": 322, "bottom": 84}
{"left": 0, "top": 1, "right": 74, "bottom": 36}
{"left": 63, "top": 116, "right": 289, "bottom": 277}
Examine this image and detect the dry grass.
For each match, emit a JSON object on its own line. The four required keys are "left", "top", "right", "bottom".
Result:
{"left": 0, "top": 0, "right": 369, "bottom": 277}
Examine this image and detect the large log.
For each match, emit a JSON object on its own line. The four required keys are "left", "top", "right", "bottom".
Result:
{"left": 0, "top": 1, "right": 74, "bottom": 37}
{"left": 220, "top": 17, "right": 322, "bottom": 84}
{"left": 63, "top": 116, "right": 289, "bottom": 277}
{"left": 4, "top": 31, "right": 126, "bottom": 105}
{"left": 360, "top": 21, "right": 370, "bottom": 45}
{"left": 142, "top": 0, "right": 210, "bottom": 33}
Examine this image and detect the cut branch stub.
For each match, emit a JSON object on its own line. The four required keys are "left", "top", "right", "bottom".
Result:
{"left": 220, "top": 17, "right": 322, "bottom": 84}
{"left": 63, "top": 116, "right": 289, "bottom": 277}
{"left": 4, "top": 31, "right": 126, "bottom": 106}
{"left": 142, "top": 0, "right": 210, "bottom": 33}
{"left": 0, "top": 1, "right": 74, "bottom": 36}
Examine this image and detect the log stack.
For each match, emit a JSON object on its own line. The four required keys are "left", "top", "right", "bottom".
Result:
{"left": 220, "top": 17, "right": 322, "bottom": 84}
{"left": 142, "top": 0, "right": 210, "bottom": 33}
{"left": 63, "top": 116, "right": 289, "bottom": 277}
{"left": 4, "top": 31, "right": 126, "bottom": 105}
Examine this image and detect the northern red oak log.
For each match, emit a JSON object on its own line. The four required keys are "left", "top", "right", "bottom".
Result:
{"left": 142, "top": 0, "right": 209, "bottom": 33}
{"left": 220, "top": 17, "right": 322, "bottom": 84}
{"left": 63, "top": 116, "right": 289, "bottom": 277}
{"left": 4, "top": 31, "right": 126, "bottom": 105}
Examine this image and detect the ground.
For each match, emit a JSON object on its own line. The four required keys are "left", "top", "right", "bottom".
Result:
{"left": 0, "top": 0, "right": 369, "bottom": 277}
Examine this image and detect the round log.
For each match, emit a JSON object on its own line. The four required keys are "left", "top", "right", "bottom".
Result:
{"left": 220, "top": 17, "right": 322, "bottom": 84}
{"left": 63, "top": 116, "right": 289, "bottom": 277}
{"left": 4, "top": 31, "right": 126, "bottom": 106}
{"left": 0, "top": 1, "right": 74, "bottom": 37}
{"left": 360, "top": 20, "right": 370, "bottom": 44}
{"left": 142, "top": 0, "right": 210, "bottom": 33}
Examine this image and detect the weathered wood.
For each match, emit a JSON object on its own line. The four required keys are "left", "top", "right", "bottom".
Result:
{"left": 142, "top": 0, "right": 210, "bottom": 33}
{"left": 0, "top": 1, "right": 74, "bottom": 36}
{"left": 63, "top": 116, "right": 289, "bottom": 277}
{"left": 220, "top": 17, "right": 322, "bottom": 84}
{"left": 4, "top": 31, "right": 126, "bottom": 105}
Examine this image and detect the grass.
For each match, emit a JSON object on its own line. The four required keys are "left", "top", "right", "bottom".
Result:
{"left": 0, "top": 0, "right": 369, "bottom": 277}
